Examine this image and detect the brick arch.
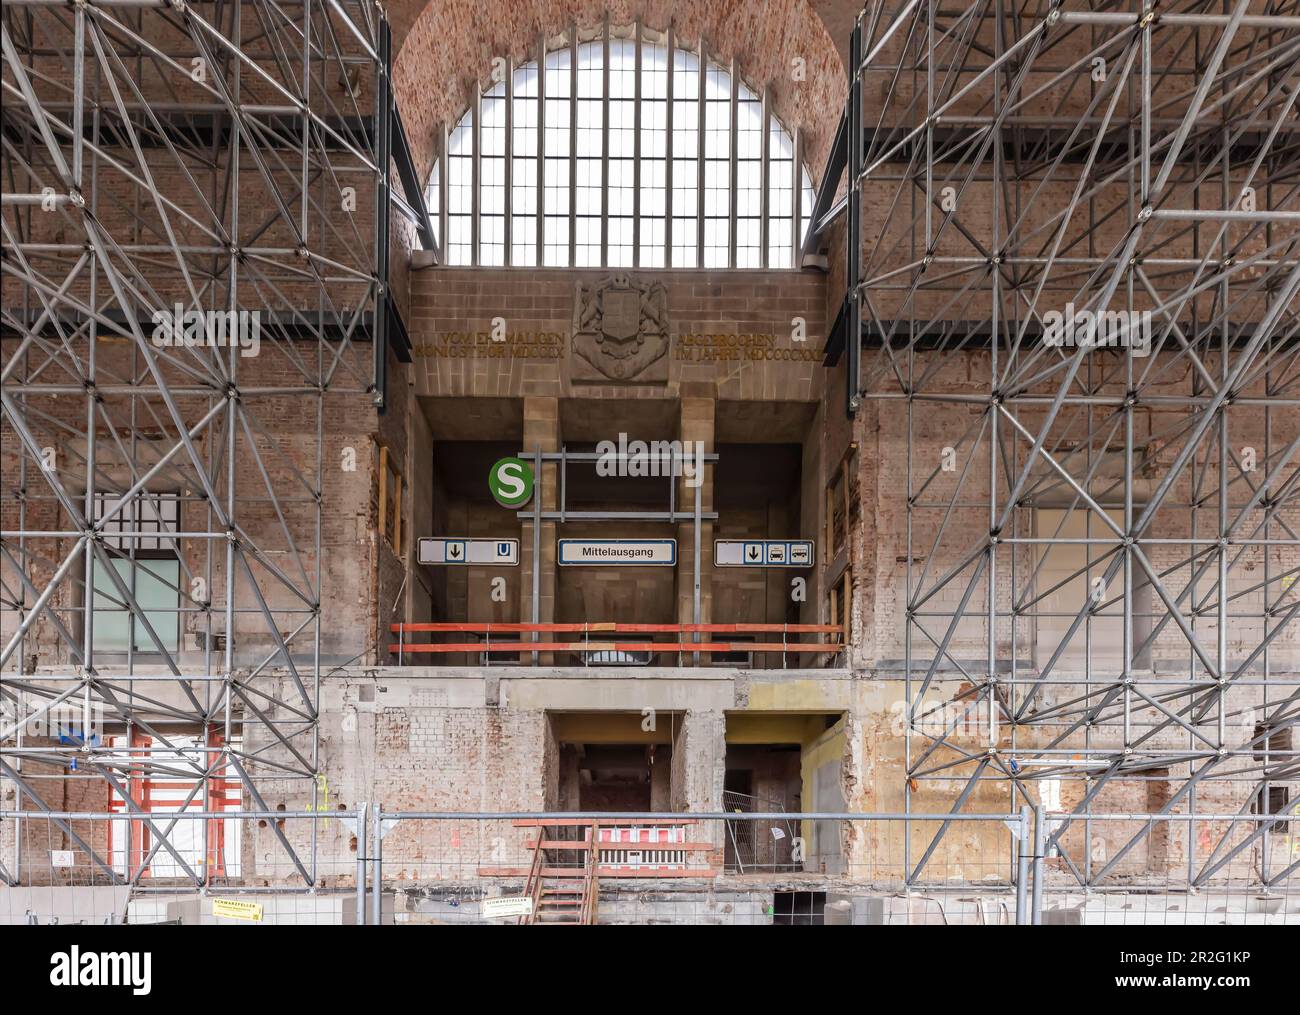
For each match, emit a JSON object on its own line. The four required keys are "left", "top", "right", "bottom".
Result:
{"left": 391, "top": 0, "right": 846, "bottom": 189}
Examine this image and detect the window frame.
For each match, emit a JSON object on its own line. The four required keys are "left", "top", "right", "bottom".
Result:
{"left": 427, "top": 22, "right": 815, "bottom": 271}
{"left": 88, "top": 490, "right": 184, "bottom": 659}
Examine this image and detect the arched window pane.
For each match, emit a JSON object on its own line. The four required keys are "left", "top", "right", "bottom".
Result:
{"left": 426, "top": 158, "right": 440, "bottom": 248}
{"left": 447, "top": 113, "right": 473, "bottom": 264}
{"left": 435, "top": 29, "right": 812, "bottom": 270}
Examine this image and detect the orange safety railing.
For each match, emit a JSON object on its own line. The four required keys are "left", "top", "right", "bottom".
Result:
{"left": 387, "top": 622, "right": 844, "bottom": 667}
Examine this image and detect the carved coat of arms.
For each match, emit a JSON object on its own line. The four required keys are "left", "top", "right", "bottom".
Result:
{"left": 572, "top": 274, "right": 670, "bottom": 382}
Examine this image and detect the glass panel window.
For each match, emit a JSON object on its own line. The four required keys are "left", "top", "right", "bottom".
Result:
{"left": 512, "top": 62, "right": 539, "bottom": 266}
{"left": 801, "top": 167, "right": 816, "bottom": 248}
{"left": 90, "top": 492, "right": 181, "bottom": 655}
{"left": 446, "top": 111, "right": 473, "bottom": 265}
{"left": 575, "top": 40, "right": 604, "bottom": 266}
{"left": 543, "top": 48, "right": 572, "bottom": 266}
{"left": 736, "top": 84, "right": 762, "bottom": 268}
{"left": 436, "top": 32, "right": 812, "bottom": 270}
{"left": 767, "top": 118, "right": 793, "bottom": 268}
{"left": 426, "top": 158, "right": 440, "bottom": 248}
{"left": 703, "top": 63, "right": 731, "bottom": 267}
{"left": 638, "top": 38, "right": 667, "bottom": 267}
{"left": 480, "top": 83, "right": 506, "bottom": 266}
{"left": 607, "top": 37, "right": 636, "bottom": 267}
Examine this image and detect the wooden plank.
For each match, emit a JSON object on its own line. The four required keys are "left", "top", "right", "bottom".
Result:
{"left": 513, "top": 818, "right": 699, "bottom": 827}
{"left": 389, "top": 622, "right": 843, "bottom": 634}
{"left": 526, "top": 840, "right": 715, "bottom": 851}
{"left": 377, "top": 444, "right": 388, "bottom": 543}
{"left": 392, "top": 471, "right": 402, "bottom": 553}
{"left": 388, "top": 641, "right": 844, "bottom": 655}
{"left": 478, "top": 866, "right": 720, "bottom": 878}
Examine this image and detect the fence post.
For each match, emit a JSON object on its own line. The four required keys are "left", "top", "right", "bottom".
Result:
{"left": 1031, "top": 804, "right": 1046, "bottom": 925}
{"left": 355, "top": 803, "right": 367, "bottom": 926}
{"left": 1015, "top": 805, "right": 1031, "bottom": 925}
{"left": 371, "top": 803, "right": 383, "bottom": 926}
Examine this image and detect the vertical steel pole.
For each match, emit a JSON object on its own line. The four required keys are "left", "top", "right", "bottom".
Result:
{"left": 1031, "top": 804, "right": 1046, "bottom": 925}
{"left": 1015, "top": 805, "right": 1030, "bottom": 925}
{"left": 355, "top": 803, "right": 367, "bottom": 926}
{"left": 371, "top": 803, "right": 383, "bottom": 926}
{"left": 531, "top": 447, "right": 542, "bottom": 664}
{"left": 845, "top": 14, "right": 861, "bottom": 417}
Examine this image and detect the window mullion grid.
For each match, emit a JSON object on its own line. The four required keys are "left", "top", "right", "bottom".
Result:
{"left": 695, "top": 38, "right": 704, "bottom": 269}
{"left": 439, "top": 123, "right": 448, "bottom": 261}
{"left": 760, "top": 86, "right": 770, "bottom": 270}
{"left": 504, "top": 57, "right": 513, "bottom": 267}
{"left": 793, "top": 126, "right": 802, "bottom": 268}
{"left": 728, "top": 56, "right": 738, "bottom": 270}
{"left": 536, "top": 35, "right": 544, "bottom": 267}
{"left": 632, "top": 20, "right": 641, "bottom": 268}
{"left": 665, "top": 26, "right": 674, "bottom": 269}
{"left": 569, "top": 26, "right": 577, "bottom": 267}
{"left": 601, "top": 18, "right": 610, "bottom": 266}
{"left": 472, "top": 83, "right": 481, "bottom": 267}
{"left": 443, "top": 36, "right": 807, "bottom": 273}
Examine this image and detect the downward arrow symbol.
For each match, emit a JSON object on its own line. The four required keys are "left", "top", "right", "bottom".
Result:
{"left": 449, "top": 544, "right": 462, "bottom": 559}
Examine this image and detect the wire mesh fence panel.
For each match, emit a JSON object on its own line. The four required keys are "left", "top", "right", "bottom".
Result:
{"left": 373, "top": 812, "right": 1031, "bottom": 925}
{"left": 0, "top": 811, "right": 366, "bottom": 925}
{"left": 721, "top": 790, "right": 800, "bottom": 873}
{"left": 1035, "top": 812, "right": 1299, "bottom": 926}
{"left": 5, "top": 809, "right": 1295, "bottom": 925}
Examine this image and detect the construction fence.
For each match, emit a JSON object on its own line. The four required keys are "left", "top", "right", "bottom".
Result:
{"left": 1, "top": 809, "right": 1295, "bottom": 925}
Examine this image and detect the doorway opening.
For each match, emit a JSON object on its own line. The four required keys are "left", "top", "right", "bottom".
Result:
{"left": 546, "top": 712, "right": 678, "bottom": 812}
{"left": 723, "top": 712, "right": 845, "bottom": 873}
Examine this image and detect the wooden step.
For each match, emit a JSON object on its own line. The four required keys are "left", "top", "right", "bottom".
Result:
{"left": 480, "top": 865, "right": 717, "bottom": 878}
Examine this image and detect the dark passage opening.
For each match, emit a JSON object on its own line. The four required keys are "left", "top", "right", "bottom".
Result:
{"left": 771, "top": 891, "right": 826, "bottom": 925}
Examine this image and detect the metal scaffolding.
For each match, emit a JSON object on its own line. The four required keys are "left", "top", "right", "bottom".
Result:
{"left": 844, "top": 1, "right": 1299, "bottom": 888}
{"left": 1, "top": 0, "right": 388, "bottom": 888}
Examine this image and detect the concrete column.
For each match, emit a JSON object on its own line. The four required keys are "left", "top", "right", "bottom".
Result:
{"left": 670, "top": 709, "right": 726, "bottom": 858}
{"left": 520, "top": 396, "right": 559, "bottom": 661}
{"left": 670, "top": 706, "right": 733, "bottom": 810}
{"left": 675, "top": 393, "right": 715, "bottom": 636}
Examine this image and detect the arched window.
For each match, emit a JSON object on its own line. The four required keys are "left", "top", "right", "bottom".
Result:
{"left": 426, "top": 24, "right": 816, "bottom": 270}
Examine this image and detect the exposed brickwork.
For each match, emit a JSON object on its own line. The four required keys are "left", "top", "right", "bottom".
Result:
{"left": 392, "top": 1, "right": 846, "bottom": 186}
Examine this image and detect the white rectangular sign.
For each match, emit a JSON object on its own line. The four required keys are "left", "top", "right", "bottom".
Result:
{"left": 482, "top": 895, "right": 534, "bottom": 919}
{"left": 50, "top": 850, "right": 75, "bottom": 868}
{"left": 714, "top": 540, "right": 815, "bottom": 568}
{"left": 418, "top": 537, "right": 518, "bottom": 566}
{"left": 558, "top": 539, "right": 677, "bottom": 566}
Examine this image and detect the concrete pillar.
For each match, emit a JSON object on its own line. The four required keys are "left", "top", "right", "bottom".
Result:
{"left": 676, "top": 706, "right": 728, "bottom": 810}
{"left": 676, "top": 392, "right": 715, "bottom": 639}
{"left": 670, "top": 710, "right": 726, "bottom": 859}
{"left": 520, "top": 396, "right": 559, "bottom": 661}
